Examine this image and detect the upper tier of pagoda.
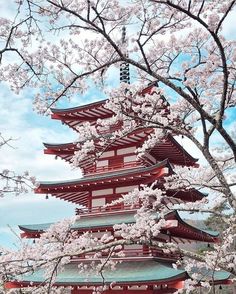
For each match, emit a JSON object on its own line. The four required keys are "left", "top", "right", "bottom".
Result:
{"left": 50, "top": 82, "right": 166, "bottom": 133}
{"left": 51, "top": 98, "right": 111, "bottom": 131}
{"left": 48, "top": 82, "right": 198, "bottom": 176}
{"left": 51, "top": 82, "right": 156, "bottom": 124}
{"left": 44, "top": 132, "right": 199, "bottom": 176}
{"left": 35, "top": 159, "right": 204, "bottom": 207}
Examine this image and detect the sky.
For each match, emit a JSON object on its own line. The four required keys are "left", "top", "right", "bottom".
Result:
{"left": 0, "top": 77, "right": 113, "bottom": 248}
{"left": 0, "top": 83, "right": 78, "bottom": 248}
{"left": 0, "top": 1, "right": 236, "bottom": 249}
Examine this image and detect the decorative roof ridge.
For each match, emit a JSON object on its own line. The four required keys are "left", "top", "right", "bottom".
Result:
{"left": 51, "top": 99, "right": 107, "bottom": 114}
{"left": 43, "top": 142, "right": 76, "bottom": 148}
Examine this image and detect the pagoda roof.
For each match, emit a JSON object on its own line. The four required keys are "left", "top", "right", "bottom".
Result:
{"left": 5, "top": 261, "right": 231, "bottom": 290}
{"left": 6, "top": 261, "right": 189, "bottom": 288}
{"left": 165, "top": 189, "right": 206, "bottom": 202}
{"left": 19, "top": 210, "right": 219, "bottom": 243}
{"left": 51, "top": 99, "right": 114, "bottom": 131}
{"left": 51, "top": 99, "right": 107, "bottom": 114}
{"left": 35, "top": 158, "right": 204, "bottom": 205}
{"left": 35, "top": 159, "right": 172, "bottom": 206}
{"left": 148, "top": 134, "right": 198, "bottom": 166}
{"left": 43, "top": 128, "right": 152, "bottom": 170}
{"left": 43, "top": 133, "right": 198, "bottom": 171}
{"left": 50, "top": 82, "right": 160, "bottom": 132}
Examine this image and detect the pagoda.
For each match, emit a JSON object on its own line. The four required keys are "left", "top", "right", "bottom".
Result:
{"left": 5, "top": 30, "right": 231, "bottom": 293}
{"left": 5, "top": 81, "right": 232, "bottom": 293}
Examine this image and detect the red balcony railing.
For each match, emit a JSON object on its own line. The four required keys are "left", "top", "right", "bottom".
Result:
{"left": 87, "top": 160, "right": 143, "bottom": 175}
{"left": 71, "top": 247, "right": 180, "bottom": 261}
{"left": 76, "top": 203, "right": 141, "bottom": 216}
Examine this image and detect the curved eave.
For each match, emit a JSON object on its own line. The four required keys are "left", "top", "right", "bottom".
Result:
{"left": 190, "top": 267, "right": 231, "bottom": 285}
{"left": 168, "top": 134, "right": 198, "bottom": 164}
{"left": 43, "top": 142, "right": 77, "bottom": 164}
{"left": 51, "top": 99, "right": 113, "bottom": 132}
{"left": 19, "top": 210, "right": 219, "bottom": 244}
{"left": 165, "top": 189, "right": 206, "bottom": 202}
{"left": 166, "top": 211, "right": 220, "bottom": 243}
{"left": 35, "top": 159, "right": 172, "bottom": 192}
{"left": 43, "top": 142, "right": 76, "bottom": 149}
{"left": 147, "top": 134, "right": 198, "bottom": 168}
{"left": 51, "top": 99, "right": 107, "bottom": 114}
{"left": 43, "top": 132, "right": 198, "bottom": 169}
{"left": 5, "top": 261, "right": 188, "bottom": 289}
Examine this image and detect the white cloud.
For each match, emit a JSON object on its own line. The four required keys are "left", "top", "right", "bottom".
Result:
{"left": 221, "top": 7, "right": 236, "bottom": 38}
{"left": 0, "top": 83, "right": 83, "bottom": 247}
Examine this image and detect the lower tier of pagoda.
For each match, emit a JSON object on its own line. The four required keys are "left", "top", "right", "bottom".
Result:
{"left": 5, "top": 260, "right": 231, "bottom": 293}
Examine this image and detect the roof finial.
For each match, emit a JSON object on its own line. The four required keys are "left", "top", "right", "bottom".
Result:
{"left": 120, "top": 26, "right": 130, "bottom": 84}
{"left": 122, "top": 26, "right": 126, "bottom": 44}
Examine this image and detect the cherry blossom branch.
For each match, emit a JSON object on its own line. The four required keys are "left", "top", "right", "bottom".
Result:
{"left": 45, "top": 59, "right": 121, "bottom": 111}
{"left": 0, "top": 134, "right": 36, "bottom": 197}
{"left": 2, "top": 237, "right": 236, "bottom": 278}
{"left": 151, "top": 0, "right": 235, "bottom": 147}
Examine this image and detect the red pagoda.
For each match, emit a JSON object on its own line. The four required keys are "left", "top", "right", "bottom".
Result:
{"left": 5, "top": 29, "right": 232, "bottom": 293}
{"left": 5, "top": 81, "right": 232, "bottom": 293}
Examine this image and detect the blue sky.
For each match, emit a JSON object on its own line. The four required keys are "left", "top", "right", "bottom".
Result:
{"left": 0, "top": 75, "right": 117, "bottom": 249}
{"left": 0, "top": 83, "right": 79, "bottom": 248}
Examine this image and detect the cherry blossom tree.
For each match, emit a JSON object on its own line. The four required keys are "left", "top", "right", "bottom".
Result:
{"left": 0, "top": 0, "right": 236, "bottom": 293}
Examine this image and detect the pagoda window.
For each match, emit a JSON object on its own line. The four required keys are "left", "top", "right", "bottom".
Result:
{"left": 92, "top": 197, "right": 105, "bottom": 208}
{"left": 92, "top": 231, "right": 111, "bottom": 238}
{"left": 124, "top": 154, "right": 138, "bottom": 167}
{"left": 92, "top": 188, "right": 113, "bottom": 197}
{"left": 99, "top": 150, "right": 115, "bottom": 158}
{"left": 96, "top": 159, "right": 108, "bottom": 167}
{"left": 115, "top": 185, "right": 138, "bottom": 193}
{"left": 117, "top": 146, "right": 136, "bottom": 155}
{"left": 105, "top": 195, "right": 122, "bottom": 209}
{"left": 124, "top": 244, "right": 143, "bottom": 257}
{"left": 96, "top": 159, "right": 108, "bottom": 172}
{"left": 124, "top": 155, "right": 136, "bottom": 162}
